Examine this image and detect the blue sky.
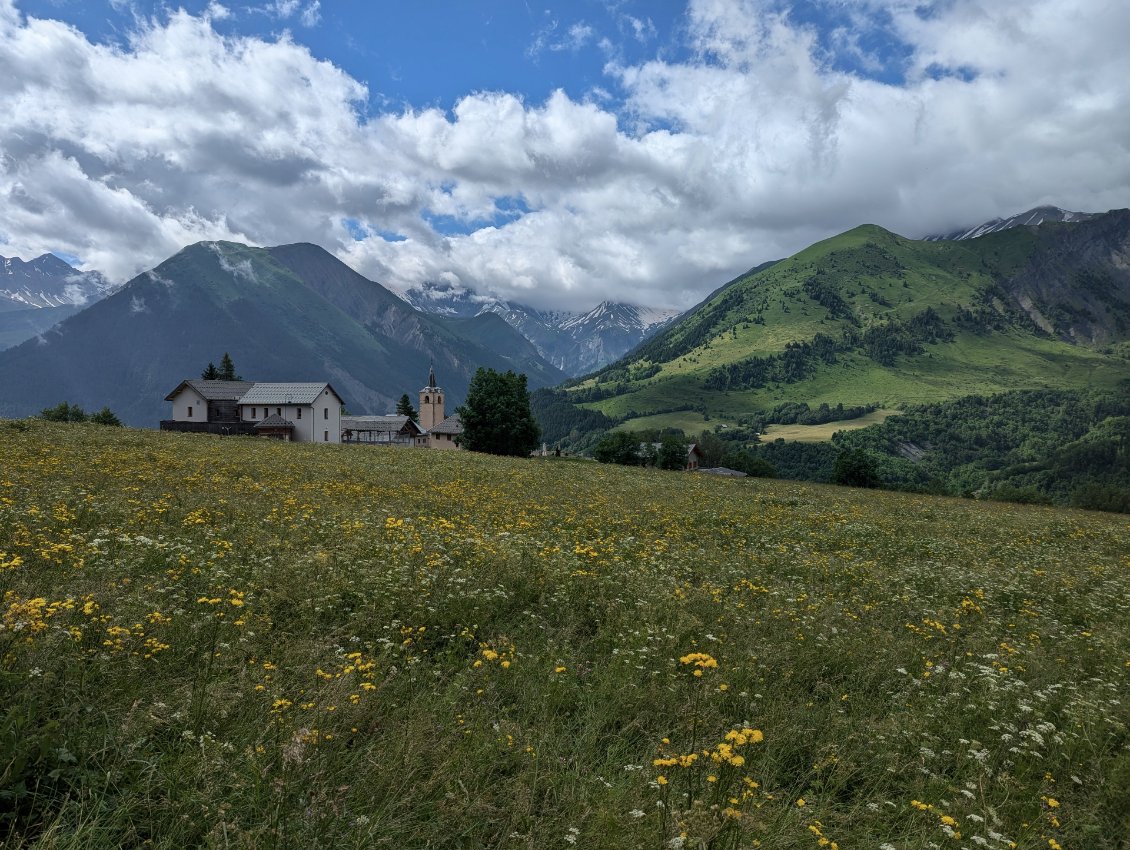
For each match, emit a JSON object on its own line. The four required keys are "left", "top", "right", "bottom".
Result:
{"left": 20, "top": 1, "right": 689, "bottom": 109}
{"left": 3, "top": 0, "right": 1129, "bottom": 309}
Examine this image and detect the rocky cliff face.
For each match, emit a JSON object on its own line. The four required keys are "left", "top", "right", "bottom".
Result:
{"left": 997, "top": 210, "right": 1130, "bottom": 346}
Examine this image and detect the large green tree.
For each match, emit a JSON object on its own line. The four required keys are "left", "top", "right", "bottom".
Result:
{"left": 40, "top": 401, "right": 87, "bottom": 422}
{"left": 592, "top": 431, "right": 641, "bottom": 466}
{"left": 457, "top": 368, "right": 540, "bottom": 457}
{"left": 396, "top": 394, "right": 418, "bottom": 420}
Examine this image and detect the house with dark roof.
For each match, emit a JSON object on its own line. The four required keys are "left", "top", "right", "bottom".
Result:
{"left": 161, "top": 379, "right": 257, "bottom": 435}
{"left": 163, "top": 380, "right": 343, "bottom": 443}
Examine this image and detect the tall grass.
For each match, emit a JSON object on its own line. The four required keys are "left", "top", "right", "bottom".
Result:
{"left": 1, "top": 420, "right": 1128, "bottom": 848}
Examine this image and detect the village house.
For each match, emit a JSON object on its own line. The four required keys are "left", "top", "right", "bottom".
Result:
{"left": 162, "top": 380, "right": 343, "bottom": 443}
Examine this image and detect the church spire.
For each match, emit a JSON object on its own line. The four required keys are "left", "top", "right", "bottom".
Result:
{"left": 428, "top": 363, "right": 436, "bottom": 389}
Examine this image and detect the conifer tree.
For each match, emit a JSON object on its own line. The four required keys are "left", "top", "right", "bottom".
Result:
{"left": 396, "top": 394, "right": 418, "bottom": 420}
{"left": 218, "top": 353, "right": 241, "bottom": 381}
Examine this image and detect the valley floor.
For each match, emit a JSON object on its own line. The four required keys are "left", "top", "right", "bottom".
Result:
{"left": 2, "top": 421, "right": 1128, "bottom": 848}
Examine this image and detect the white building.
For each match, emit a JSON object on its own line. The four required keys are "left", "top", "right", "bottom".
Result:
{"left": 162, "top": 380, "right": 343, "bottom": 443}
{"left": 238, "top": 383, "right": 343, "bottom": 443}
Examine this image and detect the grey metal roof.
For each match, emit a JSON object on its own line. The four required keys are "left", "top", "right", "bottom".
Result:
{"left": 254, "top": 414, "right": 295, "bottom": 429}
{"left": 342, "top": 415, "right": 421, "bottom": 434}
{"left": 238, "top": 383, "right": 340, "bottom": 405}
{"left": 165, "top": 379, "right": 255, "bottom": 402}
{"left": 698, "top": 467, "right": 748, "bottom": 477}
{"left": 428, "top": 413, "right": 464, "bottom": 435}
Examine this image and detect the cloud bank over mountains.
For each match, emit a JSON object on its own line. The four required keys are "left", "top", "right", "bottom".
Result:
{"left": 1, "top": 0, "right": 1128, "bottom": 310}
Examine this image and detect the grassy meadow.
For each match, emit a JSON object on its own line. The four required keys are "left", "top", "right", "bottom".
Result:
{"left": 757, "top": 411, "right": 901, "bottom": 444}
{"left": 2, "top": 421, "right": 1129, "bottom": 849}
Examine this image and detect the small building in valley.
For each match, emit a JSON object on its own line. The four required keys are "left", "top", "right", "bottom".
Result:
{"left": 162, "top": 379, "right": 256, "bottom": 435}
{"left": 237, "top": 383, "right": 343, "bottom": 443}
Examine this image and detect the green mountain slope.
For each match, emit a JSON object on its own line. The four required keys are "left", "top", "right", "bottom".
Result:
{"left": 566, "top": 213, "right": 1130, "bottom": 427}
{"left": 0, "top": 241, "right": 564, "bottom": 426}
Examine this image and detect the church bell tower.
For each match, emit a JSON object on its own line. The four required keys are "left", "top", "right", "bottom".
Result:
{"left": 419, "top": 364, "right": 444, "bottom": 430}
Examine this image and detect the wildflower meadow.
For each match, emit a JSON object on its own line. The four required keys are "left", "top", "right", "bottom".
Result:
{"left": 1, "top": 420, "right": 1128, "bottom": 849}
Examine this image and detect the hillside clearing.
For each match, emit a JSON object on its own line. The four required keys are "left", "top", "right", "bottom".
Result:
{"left": 761, "top": 409, "right": 902, "bottom": 442}
{"left": 2, "top": 421, "right": 1128, "bottom": 848}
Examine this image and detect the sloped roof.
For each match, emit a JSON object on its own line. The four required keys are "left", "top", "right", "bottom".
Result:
{"left": 429, "top": 413, "right": 464, "bottom": 435}
{"left": 165, "top": 379, "right": 255, "bottom": 402}
{"left": 238, "top": 383, "right": 340, "bottom": 405}
{"left": 254, "top": 414, "right": 295, "bottom": 429}
{"left": 342, "top": 415, "right": 422, "bottom": 435}
{"left": 698, "top": 467, "right": 748, "bottom": 477}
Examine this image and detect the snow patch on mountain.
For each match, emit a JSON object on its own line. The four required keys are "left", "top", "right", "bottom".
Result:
{"left": 926, "top": 206, "right": 1097, "bottom": 241}
{"left": 1, "top": 253, "right": 116, "bottom": 309}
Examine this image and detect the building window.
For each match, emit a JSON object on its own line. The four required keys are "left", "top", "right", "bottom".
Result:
{"left": 187, "top": 405, "right": 193, "bottom": 418}
{"left": 323, "top": 407, "right": 328, "bottom": 420}
{"left": 296, "top": 408, "right": 302, "bottom": 419}
{"left": 251, "top": 407, "right": 256, "bottom": 419}
{"left": 423, "top": 395, "right": 429, "bottom": 404}
{"left": 277, "top": 407, "right": 281, "bottom": 416}
{"left": 323, "top": 430, "right": 329, "bottom": 442}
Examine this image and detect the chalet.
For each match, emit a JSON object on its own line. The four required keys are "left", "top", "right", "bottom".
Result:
{"left": 163, "top": 381, "right": 343, "bottom": 443}
{"left": 237, "top": 383, "right": 342, "bottom": 443}
{"left": 161, "top": 380, "right": 256, "bottom": 435}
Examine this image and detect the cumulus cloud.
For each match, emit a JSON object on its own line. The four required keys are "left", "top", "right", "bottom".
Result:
{"left": 1, "top": 0, "right": 1129, "bottom": 312}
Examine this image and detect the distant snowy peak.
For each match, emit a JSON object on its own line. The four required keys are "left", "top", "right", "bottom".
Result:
{"left": 559, "top": 301, "right": 680, "bottom": 335}
{"left": 396, "top": 281, "right": 502, "bottom": 318}
{"left": 1, "top": 253, "right": 115, "bottom": 309}
{"left": 926, "top": 206, "right": 1097, "bottom": 241}
{"left": 400, "top": 283, "right": 682, "bottom": 375}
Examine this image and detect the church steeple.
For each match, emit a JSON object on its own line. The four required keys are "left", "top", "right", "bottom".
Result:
{"left": 419, "top": 362, "right": 444, "bottom": 431}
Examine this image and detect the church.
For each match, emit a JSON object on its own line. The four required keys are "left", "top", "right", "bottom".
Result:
{"left": 340, "top": 366, "right": 464, "bottom": 450}
{"left": 413, "top": 365, "right": 464, "bottom": 450}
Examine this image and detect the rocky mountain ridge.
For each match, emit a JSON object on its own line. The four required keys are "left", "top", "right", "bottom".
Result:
{"left": 399, "top": 282, "right": 679, "bottom": 375}
{"left": 0, "top": 253, "right": 117, "bottom": 349}
{"left": 926, "top": 205, "right": 1097, "bottom": 241}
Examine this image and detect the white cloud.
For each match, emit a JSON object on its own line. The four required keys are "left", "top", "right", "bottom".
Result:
{"left": 299, "top": 2, "right": 320, "bottom": 28}
{"left": 1, "top": 0, "right": 1129, "bottom": 313}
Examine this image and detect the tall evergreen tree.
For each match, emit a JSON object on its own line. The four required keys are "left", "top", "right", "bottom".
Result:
{"left": 396, "top": 393, "right": 418, "bottom": 420}
{"left": 218, "top": 352, "right": 241, "bottom": 381}
{"left": 457, "top": 368, "right": 540, "bottom": 457}
{"left": 201, "top": 362, "right": 220, "bottom": 380}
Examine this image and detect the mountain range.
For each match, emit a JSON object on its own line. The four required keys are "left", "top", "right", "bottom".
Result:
{"left": 0, "top": 253, "right": 116, "bottom": 349}
{"left": 555, "top": 207, "right": 1130, "bottom": 438}
{"left": 3, "top": 204, "right": 1128, "bottom": 438}
{"left": 0, "top": 241, "right": 564, "bottom": 426}
{"left": 399, "top": 282, "right": 680, "bottom": 376}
